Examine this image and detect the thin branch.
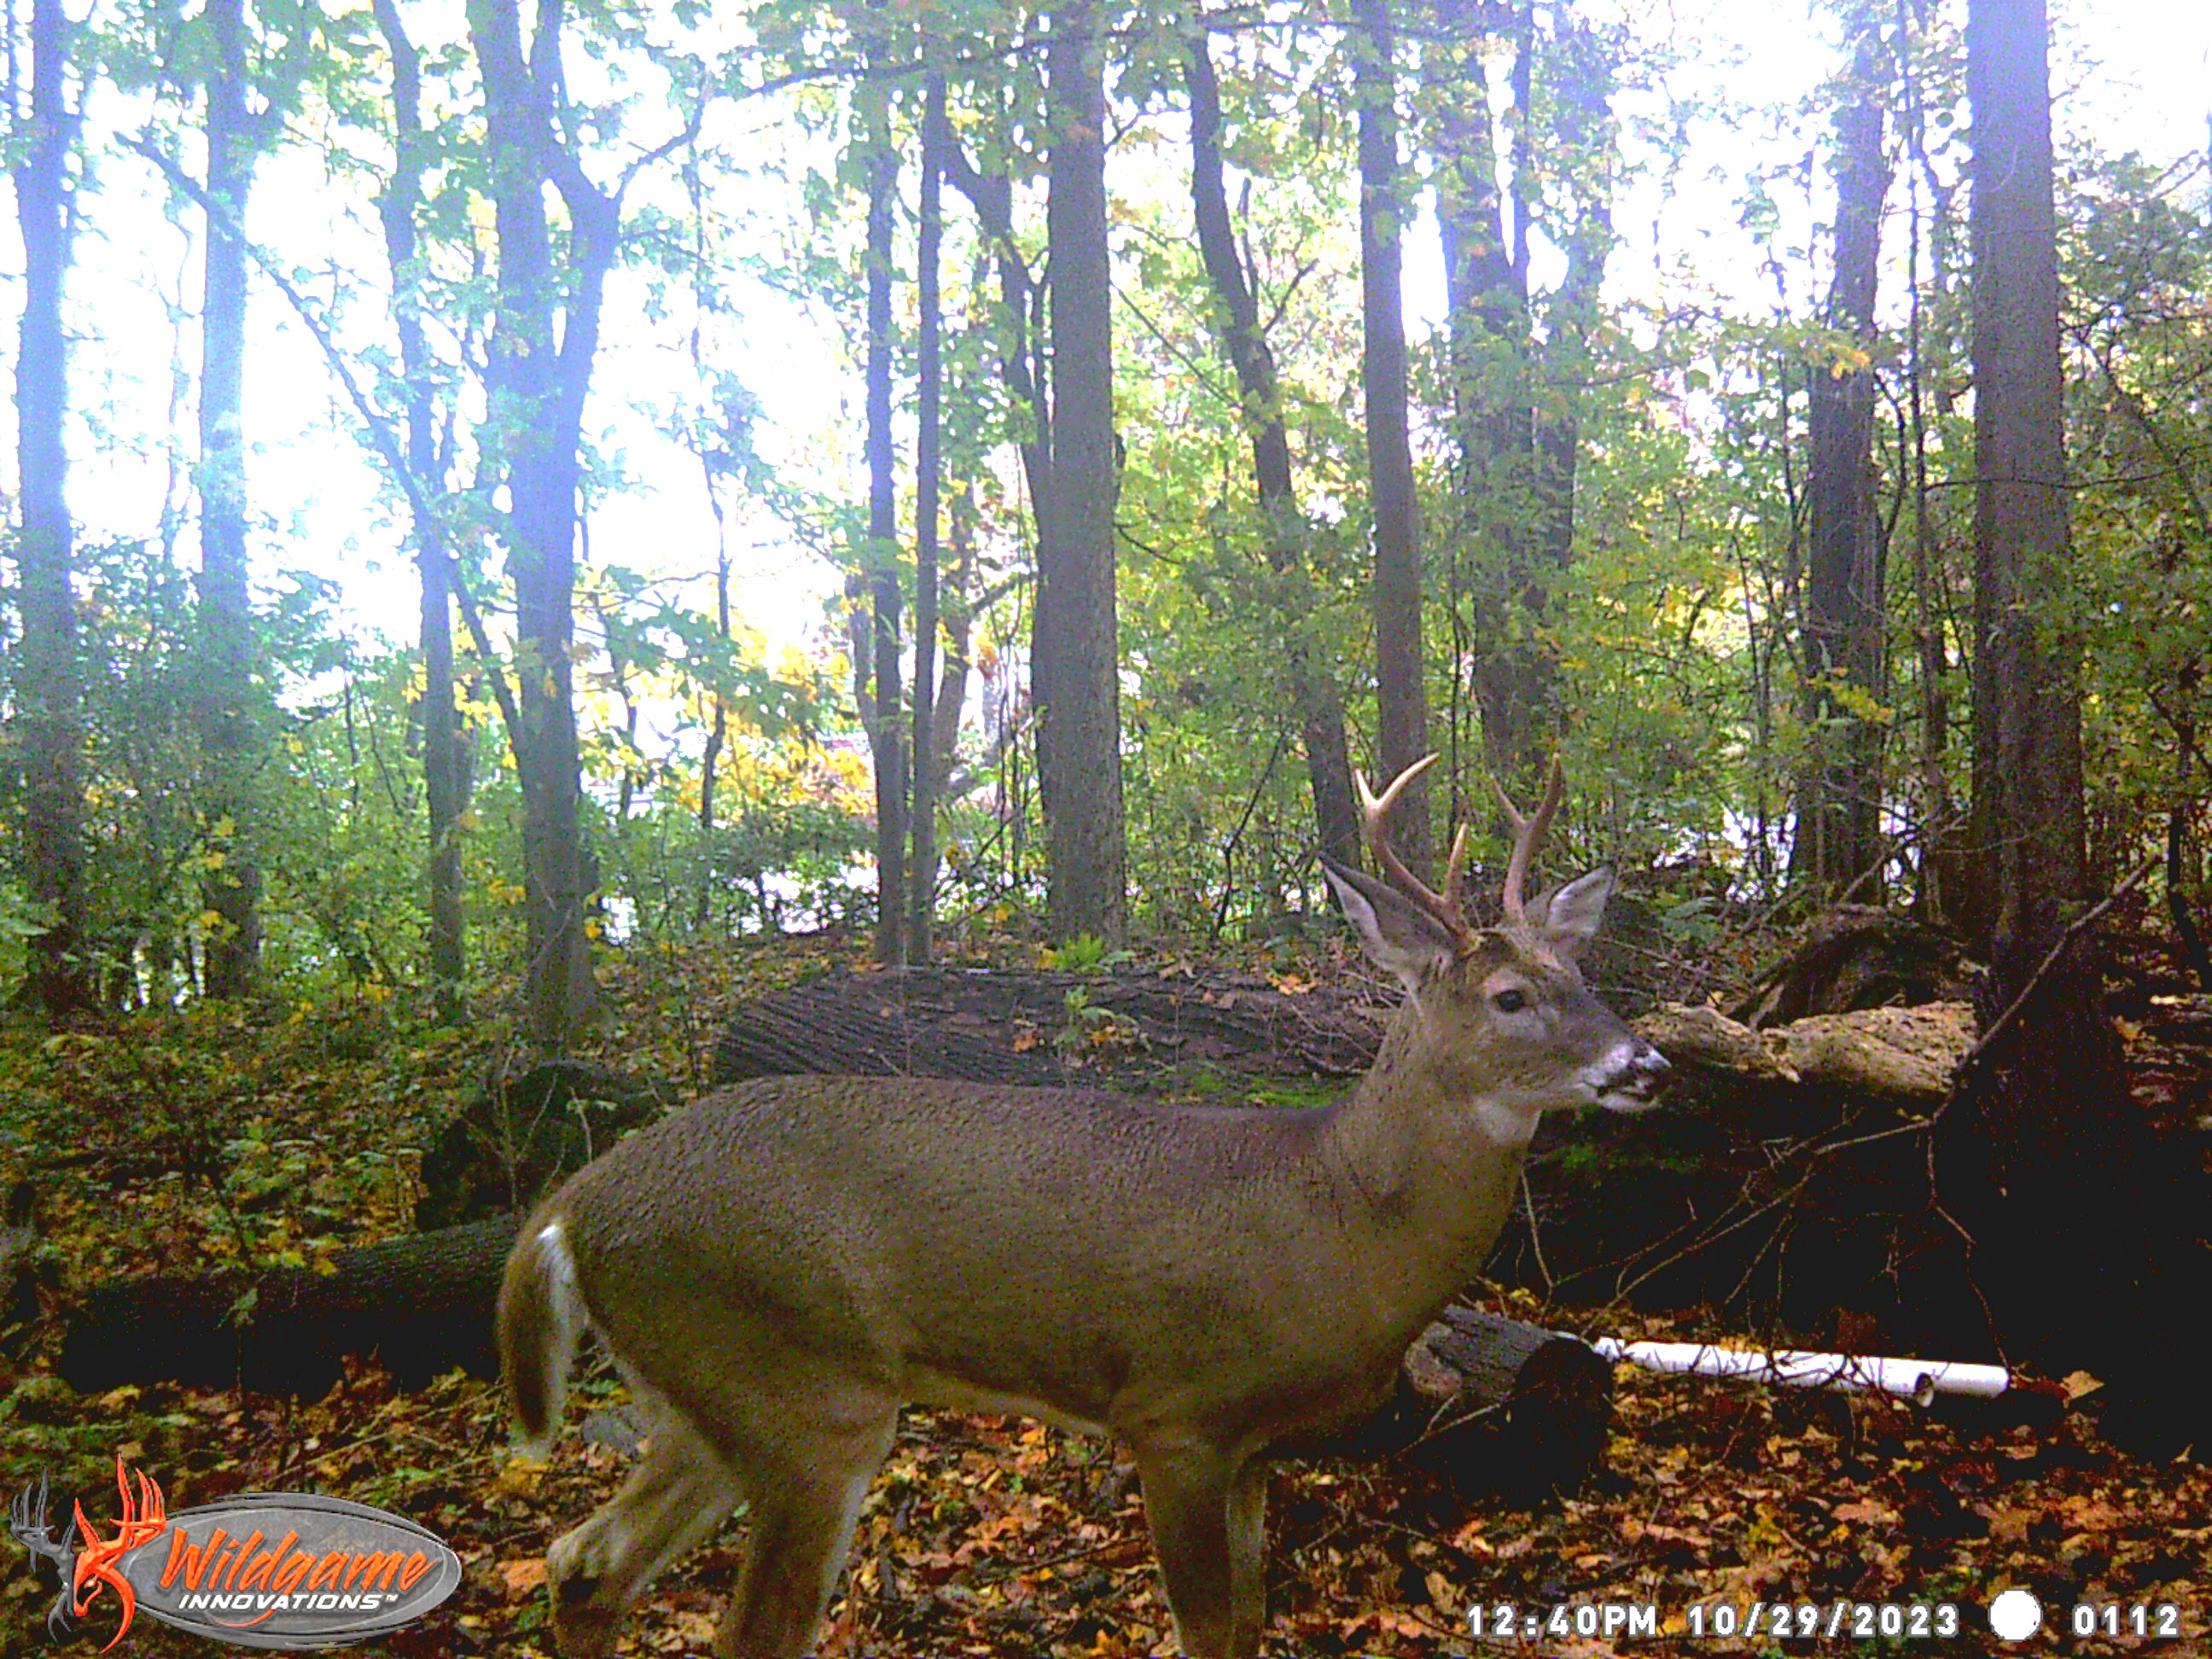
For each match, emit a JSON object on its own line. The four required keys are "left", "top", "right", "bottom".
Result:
{"left": 125, "top": 131, "right": 525, "bottom": 748}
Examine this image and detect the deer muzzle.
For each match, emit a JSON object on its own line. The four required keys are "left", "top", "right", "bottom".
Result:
{"left": 1583, "top": 1034, "right": 1672, "bottom": 1112}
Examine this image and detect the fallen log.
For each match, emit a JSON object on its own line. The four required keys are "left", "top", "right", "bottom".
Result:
{"left": 54, "top": 1220, "right": 1606, "bottom": 1500}
{"left": 713, "top": 970, "right": 1967, "bottom": 1105}
{"left": 710, "top": 966, "right": 1388, "bottom": 1093}
{"left": 58, "top": 1214, "right": 515, "bottom": 1399}
{"left": 1639, "top": 1000, "right": 1974, "bottom": 1101}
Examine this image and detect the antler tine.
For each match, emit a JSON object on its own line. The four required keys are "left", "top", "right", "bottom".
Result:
{"left": 1441, "top": 823, "right": 1472, "bottom": 919}
{"left": 1491, "top": 756, "right": 1566, "bottom": 924}
{"left": 1353, "top": 753, "right": 1469, "bottom": 936}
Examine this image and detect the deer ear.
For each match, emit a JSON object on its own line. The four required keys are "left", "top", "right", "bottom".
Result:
{"left": 1319, "top": 856, "right": 1458, "bottom": 992}
{"left": 1532, "top": 865, "right": 1614, "bottom": 963}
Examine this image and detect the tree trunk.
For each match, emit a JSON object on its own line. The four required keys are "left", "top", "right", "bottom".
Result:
{"left": 864, "top": 114, "right": 908, "bottom": 967}
{"left": 1797, "top": 27, "right": 1892, "bottom": 902}
{"left": 1936, "top": 0, "right": 2203, "bottom": 1458}
{"left": 1356, "top": 0, "right": 1430, "bottom": 871}
{"left": 941, "top": 136, "right": 1050, "bottom": 806}
{"left": 935, "top": 484, "right": 979, "bottom": 799}
{"left": 696, "top": 461, "right": 733, "bottom": 929}
{"left": 910, "top": 74, "right": 948, "bottom": 962}
{"left": 374, "top": 0, "right": 467, "bottom": 1022}
{"left": 1435, "top": 20, "right": 1544, "bottom": 787}
{"left": 1184, "top": 33, "right": 1359, "bottom": 870}
{"left": 1039, "top": 2, "right": 1126, "bottom": 944}
{"left": 11, "top": 0, "right": 91, "bottom": 1022}
{"left": 197, "top": 0, "right": 265, "bottom": 999}
{"left": 1899, "top": 15, "right": 1961, "bottom": 921}
{"left": 469, "top": 0, "right": 608, "bottom": 1047}
{"left": 1961, "top": 0, "right": 2084, "bottom": 948}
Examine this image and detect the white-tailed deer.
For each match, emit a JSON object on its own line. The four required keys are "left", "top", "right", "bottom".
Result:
{"left": 499, "top": 756, "right": 1668, "bottom": 1658}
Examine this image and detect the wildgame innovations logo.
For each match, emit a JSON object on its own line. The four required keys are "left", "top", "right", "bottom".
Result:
{"left": 9, "top": 1454, "right": 463, "bottom": 1650}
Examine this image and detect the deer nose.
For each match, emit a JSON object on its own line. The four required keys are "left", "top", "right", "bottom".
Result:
{"left": 1593, "top": 1037, "right": 1670, "bottom": 1110}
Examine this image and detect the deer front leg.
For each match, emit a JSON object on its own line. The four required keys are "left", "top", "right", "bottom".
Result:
{"left": 1134, "top": 1442, "right": 1268, "bottom": 1659}
{"left": 548, "top": 1418, "right": 742, "bottom": 1659}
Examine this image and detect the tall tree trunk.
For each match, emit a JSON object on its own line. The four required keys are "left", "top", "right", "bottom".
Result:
{"left": 11, "top": 0, "right": 91, "bottom": 1020}
{"left": 1356, "top": 0, "right": 1429, "bottom": 872}
{"left": 1038, "top": 1, "right": 1126, "bottom": 943}
{"left": 1934, "top": 0, "right": 2201, "bottom": 1459}
{"left": 910, "top": 73, "right": 947, "bottom": 961}
{"left": 695, "top": 414, "right": 733, "bottom": 928}
{"left": 935, "top": 483, "right": 979, "bottom": 800}
{"left": 374, "top": 0, "right": 466, "bottom": 1022}
{"left": 1435, "top": 18, "right": 1543, "bottom": 787}
{"left": 864, "top": 116, "right": 907, "bottom": 967}
{"left": 1899, "top": 3, "right": 1960, "bottom": 919}
{"left": 197, "top": 0, "right": 265, "bottom": 998}
{"left": 942, "top": 135, "right": 1050, "bottom": 801}
{"left": 1963, "top": 0, "right": 2083, "bottom": 945}
{"left": 1531, "top": 17, "right": 1612, "bottom": 579}
{"left": 469, "top": 0, "right": 608, "bottom": 1046}
{"left": 1184, "top": 32, "right": 1359, "bottom": 870}
{"left": 1796, "top": 26, "right": 1892, "bottom": 901}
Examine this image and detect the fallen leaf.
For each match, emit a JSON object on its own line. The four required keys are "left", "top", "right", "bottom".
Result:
{"left": 1831, "top": 1498, "right": 1901, "bottom": 1526}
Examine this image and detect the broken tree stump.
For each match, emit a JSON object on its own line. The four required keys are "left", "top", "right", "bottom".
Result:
{"left": 1731, "top": 905, "right": 1972, "bottom": 1027}
{"left": 416, "top": 1060, "right": 673, "bottom": 1231}
{"left": 1322, "top": 1306, "right": 1615, "bottom": 1502}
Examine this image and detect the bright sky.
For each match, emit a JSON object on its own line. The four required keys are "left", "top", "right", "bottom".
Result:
{"left": 9, "top": 0, "right": 2210, "bottom": 682}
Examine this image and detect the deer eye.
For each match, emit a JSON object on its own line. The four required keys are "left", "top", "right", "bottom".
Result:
{"left": 1490, "top": 988, "right": 1528, "bottom": 1014}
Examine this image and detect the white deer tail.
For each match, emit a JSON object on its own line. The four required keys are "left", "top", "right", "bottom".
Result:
{"left": 497, "top": 1215, "right": 585, "bottom": 1452}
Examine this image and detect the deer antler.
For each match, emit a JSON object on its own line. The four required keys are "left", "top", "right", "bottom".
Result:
{"left": 1491, "top": 757, "right": 1566, "bottom": 925}
{"left": 1354, "top": 754, "right": 1472, "bottom": 939}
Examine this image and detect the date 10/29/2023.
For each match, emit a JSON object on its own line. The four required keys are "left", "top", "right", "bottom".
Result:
{"left": 1466, "top": 1598, "right": 2186, "bottom": 1644}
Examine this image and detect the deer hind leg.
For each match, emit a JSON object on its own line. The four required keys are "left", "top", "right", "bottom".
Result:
{"left": 547, "top": 1412, "right": 742, "bottom": 1659}
{"left": 1132, "top": 1441, "right": 1268, "bottom": 1659}
{"left": 713, "top": 1403, "right": 899, "bottom": 1659}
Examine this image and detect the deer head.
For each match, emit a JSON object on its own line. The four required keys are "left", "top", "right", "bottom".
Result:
{"left": 500, "top": 754, "right": 1666, "bottom": 1659}
{"left": 1318, "top": 754, "right": 1668, "bottom": 1122}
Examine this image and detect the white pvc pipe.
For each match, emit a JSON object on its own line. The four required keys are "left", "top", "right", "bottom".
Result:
{"left": 1588, "top": 1339, "right": 2012, "bottom": 1407}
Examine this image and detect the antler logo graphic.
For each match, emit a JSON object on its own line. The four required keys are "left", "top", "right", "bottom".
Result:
{"left": 9, "top": 1470, "right": 80, "bottom": 1643}
{"left": 9, "top": 1455, "right": 167, "bottom": 1650}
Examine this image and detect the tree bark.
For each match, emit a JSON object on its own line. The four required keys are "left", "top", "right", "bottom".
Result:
{"left": 468, "top": 0, "right": 609, "bottom": 1046}
{"left": 864, "top": 108, "right": 907, "bottom": 967}
{"left": 196, "top": 0, "right": 265, "bottom": 998}
{"left": 1961, "top": 0, "right": 2083, "bottom": 947}
{"left": 1038, "top": 1, "right": 1126, "bottom": 943}
{"left": 10, "top": 0, "right": 91, "bottom": 1021}
{"left": 374, "top": 0, "right": 467, "bottom": 1022}
{"left": 1356, "top": 0, "right": 1430, "bottom": 872}
{"left": 1797, "top": 27, "right": 1892, "bottom": 902}
{"left": 1936, "top": 0, "right": 2203, "bottom": 1458}
{"left": 910, "top": 74, "right": 948, "bottom": 961}
{"left": 1184, "top": 32, "right": 1359, "bottom": 870}
{"left": 1435, "top": 20, "right": 1544, "bottom": 785}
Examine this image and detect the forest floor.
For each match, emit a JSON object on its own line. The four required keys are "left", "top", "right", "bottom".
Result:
{"left": 1, "top": 927, "right": 2208, "bottom": 1657}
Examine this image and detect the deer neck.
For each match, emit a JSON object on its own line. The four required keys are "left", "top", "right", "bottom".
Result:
{"left": 1318, "top": 1002, "right": 1535, "bottom": 1295}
